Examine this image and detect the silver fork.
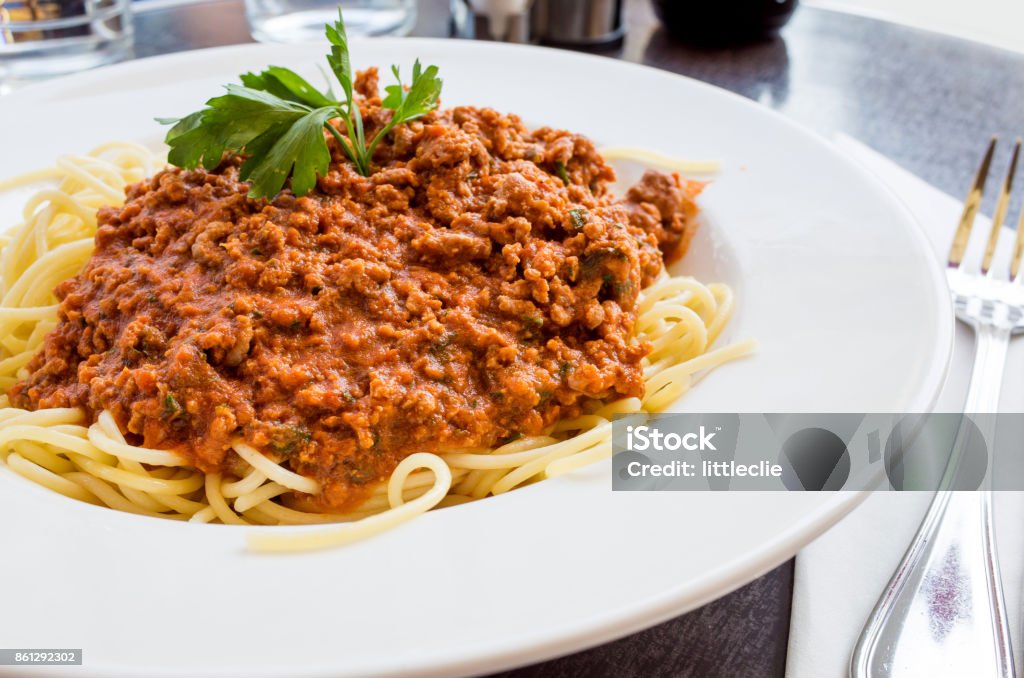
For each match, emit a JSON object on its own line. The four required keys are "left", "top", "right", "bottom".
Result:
{"left": 851, "top": 137, "right": 1024, "bottom": 677}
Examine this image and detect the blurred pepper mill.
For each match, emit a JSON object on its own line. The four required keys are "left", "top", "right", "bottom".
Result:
{"left": 651, "top": 0, "right": 797, "bottom": 46}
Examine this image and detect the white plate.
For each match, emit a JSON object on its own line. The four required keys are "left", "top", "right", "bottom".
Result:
{"left": 0, "top": 40, "right": 951, "bottom": 678}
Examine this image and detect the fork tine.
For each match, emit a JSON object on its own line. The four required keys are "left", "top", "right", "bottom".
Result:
{"left": 981, "top": 138, "right": 1021, "bottom": 274}
{"left": 948, "top": 136, "right": 997, "bottom": 268}
{"left": 1013, "top": 169, "right": 1024, "bottom": 282}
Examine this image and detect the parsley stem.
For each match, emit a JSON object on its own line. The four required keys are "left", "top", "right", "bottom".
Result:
{"left": 324, "top": 121, "right": 362, "bottom": 174}
{"left": 342, "top": 114, "right": 363, "bottom": 173}
{"left": 353, "top": 104, "right": 367, "bottom": 168}
{"left": 364, "top": 119, "right": 398, "bottom": 166}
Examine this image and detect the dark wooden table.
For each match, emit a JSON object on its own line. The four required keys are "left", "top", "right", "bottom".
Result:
{"left": 123, "top": 1, "right": 1024, "bottom": 675}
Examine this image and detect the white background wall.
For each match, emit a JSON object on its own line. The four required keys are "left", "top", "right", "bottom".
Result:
{"left": 805, "top": 0, "right": 1024, "bottom": 53}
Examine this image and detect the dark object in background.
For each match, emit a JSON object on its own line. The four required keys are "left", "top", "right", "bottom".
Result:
{"left": 652, "top": 0, "right": 797, "bottom": 46}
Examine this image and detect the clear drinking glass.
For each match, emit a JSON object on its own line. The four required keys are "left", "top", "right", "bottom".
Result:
{"left": 245, "top": 0, "right": 417, "bottom": 43}
{"left": 0, "top": 0, "right": 133, "bottom": 83}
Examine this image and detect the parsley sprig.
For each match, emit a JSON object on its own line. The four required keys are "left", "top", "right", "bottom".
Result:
{"left": 158, "top": 10, "right": 442, "bottom": 199}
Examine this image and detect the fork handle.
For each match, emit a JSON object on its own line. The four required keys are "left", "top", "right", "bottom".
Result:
{"left": 964, "top": 325, "right": 1010, "bottom": 413}
{"left": 850, "top": 324, "right": 1014, "bottom": 677}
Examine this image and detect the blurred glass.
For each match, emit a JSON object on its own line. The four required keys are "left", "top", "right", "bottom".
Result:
{"left": 245, "top": 0, "right": 416, "bottom": 43}
{"left": 0, "top": 0, "right": 133, "bottom": 82}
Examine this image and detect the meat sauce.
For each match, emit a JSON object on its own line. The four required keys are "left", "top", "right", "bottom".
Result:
{"left": 10, "top": 69, "right": 701, "bottom": 510}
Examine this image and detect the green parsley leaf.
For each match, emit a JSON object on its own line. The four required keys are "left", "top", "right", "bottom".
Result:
{"left": 161, "top": 111, "right": 222, "bottom": 170}
{"left": 325, "top": 13, "right": 355, "bottom": 105}
{"left": 158, "top": 7, "right": 443, "bottom": 197}
{"left": 555, "top": 161, "right": 570, "bottom": 185}
{"left": 240, "top": 106, "right": 336, "bottom": 199}
{"left": 568, "top": 208, "right": 588, "bottom": 230}
{"left": 268, "top": 425, "right": 312, "bottom": 455}
{"left": 163, "top": 86, "right": 311, "bottom": 175}
{"left": 367, "top": 60, "right": 442, "bottom": 160}
{"left": 240, "top": 66, "right": 335, "bottom": 108}
{"left": 324, "top": 10, "right": 367, "bottom": 174}
{"left": 382, "top": 61, "right": 442, "bottom": 122}
{"left": 163, "top": 393, "right": 183, "bottom": 418}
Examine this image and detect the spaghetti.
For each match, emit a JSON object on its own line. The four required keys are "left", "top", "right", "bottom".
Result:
{"left": 0, "top": 145, "right": 754, "bottom": 552}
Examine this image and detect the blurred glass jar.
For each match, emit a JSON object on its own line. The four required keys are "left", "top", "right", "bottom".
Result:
{"left": 245, "top": 0, "right": 417, "bottom": 43}
{"left": 0, "top": 0, "right": 133, "bottom": 81}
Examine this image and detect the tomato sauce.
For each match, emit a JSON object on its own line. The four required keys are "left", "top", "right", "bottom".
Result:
{"left": 11, "top": 69, "right": 700, "bottom": 509}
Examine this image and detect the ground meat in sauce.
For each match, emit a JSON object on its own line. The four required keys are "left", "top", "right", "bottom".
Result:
{"left": 9, "top": 68, "right": 702, "bottom": 510}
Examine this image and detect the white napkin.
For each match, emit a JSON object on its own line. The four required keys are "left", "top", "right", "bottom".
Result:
{"left": 786, "top": 136, "right": 1024, "bottom": 676}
